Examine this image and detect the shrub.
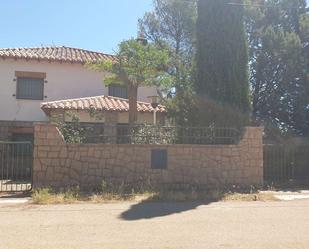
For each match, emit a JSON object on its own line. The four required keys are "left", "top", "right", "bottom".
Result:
{"left": 63, "top": 186, "right": 80, "bottom": 201}
{"left": 32, "top": 188, "right": 52, "bottom": 204}
{"left": 55, "top": 112, "right": 86, "bottom": 143}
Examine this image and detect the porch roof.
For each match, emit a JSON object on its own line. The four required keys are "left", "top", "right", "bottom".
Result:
{"left": 41, "top": 95, "right": 166, "bottom": 114}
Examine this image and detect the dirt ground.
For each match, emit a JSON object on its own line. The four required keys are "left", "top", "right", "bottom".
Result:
{"left": 0, "top": 200, "right": 309, "bottom": 249}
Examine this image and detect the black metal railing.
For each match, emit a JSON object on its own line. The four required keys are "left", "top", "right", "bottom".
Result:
{"left": 264, "top": 144, "right": 309, "bottom": 183}
{"left": 0, "top": 142, "right": 32, "bottom": 192}
{"left": 80, "top": 125, "right": 242, "bottom": 145}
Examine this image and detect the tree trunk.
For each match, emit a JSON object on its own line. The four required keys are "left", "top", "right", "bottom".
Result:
{"left": 128, "top": 83, "right": 138, "bottom": 126}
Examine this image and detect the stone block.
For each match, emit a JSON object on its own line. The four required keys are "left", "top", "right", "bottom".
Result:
{"left": 88, "top": 147, "right": 95, "bottom": 157}
{"left": 59, "top": 148, "right": 68, "bottom": 158}
{"left": 49, "top": 140, "right": 59, "bottom": 146}
{"left": 54, "top": 173, "right": 63, "bottom": 182}
{"left": 70, "top": 170, "right": 80, "bottom": 181}
{"left": 33, "top": 159, "right": 42, "bottom": 171}
{"left": 73, "top": 161, "right": 83, "bottom": 172}
{"left": 46, "top": 167, "right": 54, "bottom": 179}
{"left": 65, "top": 159, "right": 72, "bottom": 168}
{"left": 74, "top": 152, "right": 80, "bottom": 160}
{"left": 37, "top": 172, "right": 46, "bottom": 181}
{"left": 51, "top": 159, "right": 61, "bottom": 166}
{"left": 48, "top": 151, "right": 59, "bottom": 158}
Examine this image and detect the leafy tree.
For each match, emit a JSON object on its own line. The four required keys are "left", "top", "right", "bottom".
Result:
{"left": 56, "top": 113, "right": 86, "bottom": 144}
{"left": 195, "top": 0, "right": 251, "bottom": 127}
{"left": 246, "top": 0, "right": 309, "bottom": 136}
{"left": 91, "top": 39, "right": 171, "bottom": 125}
{"left": 139, "top": 0, "right": 197, "bottom": 126}
{"left": 139, "top": 0, "right": 196, "bottom": 60}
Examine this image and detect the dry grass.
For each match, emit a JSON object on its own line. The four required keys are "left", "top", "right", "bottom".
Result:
{"left": 31, "top": 187, "right": 278, "bottom": 205}
{"left": 32, "top": 187, "right": 82, "bottom": 204}
{"left": 221, "top": 192, "right": 278, "bottom": 201}
{"left": 89, "top": 193, "right": 149, "bottom": 203}
{"left": 146, "top": 190, "right": 278, "bottom": 202}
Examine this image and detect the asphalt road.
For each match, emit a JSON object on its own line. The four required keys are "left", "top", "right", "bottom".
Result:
{"left": 0, "top": 200, "right": 309, "bottom": 249}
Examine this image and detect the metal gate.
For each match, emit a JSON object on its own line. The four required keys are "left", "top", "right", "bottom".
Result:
{"left": 264, "top": 144, "right": 309, "bottom": 183}
{"left": 0, "top": 142, "right": 33, "bottom": 192}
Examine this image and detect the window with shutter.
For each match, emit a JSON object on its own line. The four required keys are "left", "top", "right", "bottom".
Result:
{"left": 16, "top": 77, "right": 44, "bottom": 100}
{"left": 108, "top": 85, "right": 128, "bottom": 99}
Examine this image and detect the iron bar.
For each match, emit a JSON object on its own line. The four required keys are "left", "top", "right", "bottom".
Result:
{"left": 79, "top": 125, "right": 242, "bottom": 145}
{"left": 0, "top": 142, "right": 32, "bottom": 193}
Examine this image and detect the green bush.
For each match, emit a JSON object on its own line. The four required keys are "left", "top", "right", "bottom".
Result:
{"left": 63, "top": 186, "right": 80, "bottom": 200}
{"left": 32, "top": 188, "right": 52, "bottom": 204}
{"left": 53, "top": 112, "right": 86, "bottom": 143}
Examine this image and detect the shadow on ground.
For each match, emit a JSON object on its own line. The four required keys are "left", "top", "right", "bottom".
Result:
{"left": 119, "top": 186, "right": 283, "bottom": 220}
{"left": 120, "top": 199, "right": 216, "bottom": 220}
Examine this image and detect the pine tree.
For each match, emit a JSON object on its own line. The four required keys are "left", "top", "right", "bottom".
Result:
{"left": 139, "top": 0, "right": 197, "bottom": 126}
{"left": 247, "top": 0, "right": 309, "bottom": 136}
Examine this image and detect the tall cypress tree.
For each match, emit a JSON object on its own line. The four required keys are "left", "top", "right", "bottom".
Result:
{"left": 196, "top": 0, "right": 251, "bottom": 127}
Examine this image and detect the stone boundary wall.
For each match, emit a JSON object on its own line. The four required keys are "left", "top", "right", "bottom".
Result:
{"left": 33, "top": 124, "right": 264, "bottom": 189}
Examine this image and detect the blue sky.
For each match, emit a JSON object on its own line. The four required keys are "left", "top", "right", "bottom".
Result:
{"left": 0, "top": 0, "right": 308, "bottom": 54}
{"left": 0, "top": 0, "right": 153, "bottom": 54}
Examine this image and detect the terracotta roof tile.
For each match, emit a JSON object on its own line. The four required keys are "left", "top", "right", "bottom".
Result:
{"left": 0, "top": 46, "right": 116, "bottom": 64}
{"left": 41, "top": 95, "right": 166, "bottom": 114}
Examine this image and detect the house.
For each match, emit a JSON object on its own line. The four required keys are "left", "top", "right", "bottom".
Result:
{"left": 0, "top": 46, "right": 164, "bottom": 141}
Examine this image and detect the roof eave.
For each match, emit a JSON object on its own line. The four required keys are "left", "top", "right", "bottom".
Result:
{"left": 0, "top": 55, "right": 94, "bottom": 65}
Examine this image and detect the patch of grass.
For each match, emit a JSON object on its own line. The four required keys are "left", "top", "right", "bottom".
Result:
{"left": 31, "top": 186, "right": 82, "bottom": 204}
{"left": 221, "top": 192, "right": 278, "bottom": 201}
{"left": 89, "top": 193, "right": 136, "bottom": 203}
{"left": 31, "top": 182, "right": 278, "bottom": 204}
{"left": 146, "top": 190, "right": 278, "bottom": 202}
{"left": 32, "top": 188, "right": 52, "bottom": 204}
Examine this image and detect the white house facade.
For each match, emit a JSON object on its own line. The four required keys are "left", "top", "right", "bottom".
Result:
{"left": 0, "top": 46, "right": 160, "bottom": 140}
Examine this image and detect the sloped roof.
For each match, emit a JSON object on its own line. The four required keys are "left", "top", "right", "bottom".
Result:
{"left": 41, "top": 95, "right": 166, "bottom": 114}
{"left": 0, "top": 46, "right": 116, "bottom": 64}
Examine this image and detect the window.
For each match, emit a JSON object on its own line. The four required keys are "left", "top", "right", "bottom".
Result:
{"left": 108, "top": 85, "right": 128, "bottom": 99}
{"left": 16, "top": 77, "right": 44, "bottom": 100}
